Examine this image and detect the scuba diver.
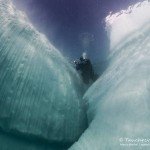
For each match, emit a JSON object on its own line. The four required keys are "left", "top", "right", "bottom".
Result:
{"left": 74, "top": 52, "right": 96, "bottom": 84}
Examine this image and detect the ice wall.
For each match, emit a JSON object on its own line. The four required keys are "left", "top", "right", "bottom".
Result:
{"left": 70, "top": 1, "right": 150, "bottom": 150}
{"left": 0, "top": 0, "right": 87, "bottom": 149}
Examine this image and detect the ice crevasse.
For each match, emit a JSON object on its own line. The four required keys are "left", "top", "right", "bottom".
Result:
{"left": 1, "top": 0, "right": 150, "bottom": 150}
{"left": 0, "top": 0, "right": 87, "bottom": 149}
{"left": 70, "top": 1, "right": 150, "bottom": 150}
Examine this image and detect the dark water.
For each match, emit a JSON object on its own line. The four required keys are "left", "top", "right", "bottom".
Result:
{"left": 12, "top": 0, "right": 142, "bottom": 62}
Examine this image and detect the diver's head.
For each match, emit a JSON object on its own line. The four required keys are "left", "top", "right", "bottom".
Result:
{"left": 82, "top": 52, "right": 88, "bottom": 59}
{"left": 80, "top": 56, "right": 84, "bottom": 61}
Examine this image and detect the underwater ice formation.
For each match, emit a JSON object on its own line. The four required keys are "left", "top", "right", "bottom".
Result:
{"left": 70, "top": 1, "right": 150, "bottom": 150}
{"left": 1, "top": 0, "right": 150, "bottom": 150}
{"left": 0, "top": 0, "right": 87, "bottom": 149}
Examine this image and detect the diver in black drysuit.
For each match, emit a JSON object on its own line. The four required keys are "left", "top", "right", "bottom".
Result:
{"left": 74, "top": 53, "right": 96, "bottom": 84}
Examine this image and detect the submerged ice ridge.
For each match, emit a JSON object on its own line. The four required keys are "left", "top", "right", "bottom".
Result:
{"left": 70, "top": 1, "right": 150, "bottom": 150}
{"left": 0, "top": 0, "right": 87, "bottom": 149}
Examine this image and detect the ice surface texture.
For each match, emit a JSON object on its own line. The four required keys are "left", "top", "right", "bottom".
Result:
{"left": 70, "top": 1, "right": 150, "bottom": 150}
{"left": 0, "top": 0, "right": 87, "bottom": 149}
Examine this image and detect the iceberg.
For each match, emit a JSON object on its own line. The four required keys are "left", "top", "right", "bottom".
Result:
{"left": 70, "top": 1, "right": 150, "bottom": 150}
{"left": 0, "top": 0, "right": 87, "bottom": 149}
